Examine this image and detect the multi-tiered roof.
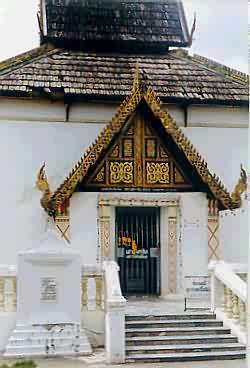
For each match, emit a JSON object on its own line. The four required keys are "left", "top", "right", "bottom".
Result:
{"left": 0, "top": 0, "right": 248, "bottom": 104}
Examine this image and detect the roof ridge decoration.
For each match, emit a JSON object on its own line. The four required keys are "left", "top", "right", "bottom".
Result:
{"left": 191, "top": 54, "right": 249, "bottom": 85}
{"left": 0, "top": 43, "right": 56, "bottom": 76}
{"left": 171, "top": 50, "right": 248, "bottom": 85}
{"left": 41, "top": 65, "right": 237, "bottom": 215}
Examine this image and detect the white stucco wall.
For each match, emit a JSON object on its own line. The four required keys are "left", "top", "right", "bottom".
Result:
{"left": 70, "top": 193, "right": 99, "bottom": 265}
{"left": 184, "top": 127, "right": 248, "bottom": 192}
{"left": 181, "top": 193, "right": 208, "bottom": 277}
{"left": 0, "top": 98, "right": 247, "bottom": 266}
{"left": 219, "top": 201, "right": 248, "bottom": 263}
{"left": 0, "top": 98, "right": 248, "bottom": 127}
{"left": 0, "top": 121, "right": 103, "bottom": 265}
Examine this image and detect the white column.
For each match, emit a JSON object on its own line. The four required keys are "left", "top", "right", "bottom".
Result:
{"left": 247, "top": 223, "right": 250, "bottom": 365}
{"left": 105, "top": 300, "right": 126, "bottom": 363}
{"left": 103, "top": 261, "right": 126, "bottom": 364}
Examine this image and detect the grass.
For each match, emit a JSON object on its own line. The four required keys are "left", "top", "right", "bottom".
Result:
{"left": 0, "top": 361, "right": 37, "bottom": 368}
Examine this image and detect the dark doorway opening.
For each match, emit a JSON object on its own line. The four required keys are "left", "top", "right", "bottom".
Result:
{"left": 116, "top": 207, "right": 160, "bottom": 296}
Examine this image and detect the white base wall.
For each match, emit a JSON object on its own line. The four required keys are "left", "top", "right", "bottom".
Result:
{"left": 0, "top": 311, "right": 104, "bottom": 353}
{"left": 0, "top": 313, "right": 16, "bottom": 353}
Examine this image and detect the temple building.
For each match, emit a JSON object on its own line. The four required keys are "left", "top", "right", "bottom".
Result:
{"left": 0, "top": 0, "right": 248, "bottom": 363}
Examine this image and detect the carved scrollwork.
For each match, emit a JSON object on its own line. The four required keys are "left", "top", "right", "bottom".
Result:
{"left": 109, "top": 162, "right": 133, "bottom": 184}
{"left": 146, "top": 162, "right": 170, "bottom": 184}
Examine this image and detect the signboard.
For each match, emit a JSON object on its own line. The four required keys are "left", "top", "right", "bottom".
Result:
{"left": 40, "top": 277, "right": 58, "bottom": 303}
{"left": 184, "top": 276, "right": 210, "bottom": 299}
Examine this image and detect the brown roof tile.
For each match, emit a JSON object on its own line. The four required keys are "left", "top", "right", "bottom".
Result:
{"left": 42, "top": 0, "right": 190, "bottom": 51}
{"left": 0, "top": 47, "right": 248, "bottom": 105}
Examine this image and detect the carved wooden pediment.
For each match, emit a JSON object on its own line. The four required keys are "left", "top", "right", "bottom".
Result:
{"left": 82, "top": 107, "right": 192, "bottom": 190}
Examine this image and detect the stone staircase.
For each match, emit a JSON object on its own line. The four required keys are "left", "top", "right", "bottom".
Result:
{"left": 125, "top": 313, "right": 246, "bottom": 363}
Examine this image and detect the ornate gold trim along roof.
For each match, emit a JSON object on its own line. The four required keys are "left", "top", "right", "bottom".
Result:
{"left": 43, "top": 68, "right": 238, "bottom": 214}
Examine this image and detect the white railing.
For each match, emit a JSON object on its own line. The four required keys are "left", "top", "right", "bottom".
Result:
{"left": 103, "top": 261, "right": 126, "bottom": 364}
{"left": 81, "top": 265, "right": 104, "bottom": 311}
{"left": 209, "top": 261, "right": 247, "bottom": 344}
{"left": 0, "top": 265, "right": 104, "bottom": 313}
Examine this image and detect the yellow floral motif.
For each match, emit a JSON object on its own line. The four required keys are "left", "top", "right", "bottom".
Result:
{"left": 147, "top": 162, "right": 170, "bottom": 184}
{"left": 110, "top": 162, "right": 133, "bottom": 184}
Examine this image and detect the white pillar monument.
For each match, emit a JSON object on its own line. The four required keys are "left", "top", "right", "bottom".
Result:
{"left": 4, "top": 218, "right": 92, "bottom": 357}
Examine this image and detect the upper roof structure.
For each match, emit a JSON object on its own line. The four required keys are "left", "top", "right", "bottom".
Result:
{"left": 39, "top": 69, "right": 238, "bottom": 216}
{"left": 0, "top": 46, "right": 248, "bottom": 105}
{"left": 39, "top": 0, "right": 190, "bottom": 52}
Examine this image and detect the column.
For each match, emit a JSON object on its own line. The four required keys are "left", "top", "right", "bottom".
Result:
{"left": 167, "top": 206, "right": 178, "bottom": 294}
{"left": 99, "top": 205, "right": 112, "bottom": 261}
{"left": 0, "top": 277, "right": 5, "bottom": 311}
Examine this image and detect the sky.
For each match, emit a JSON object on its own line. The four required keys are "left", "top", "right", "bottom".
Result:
{"left": 0, "top": 0, "right": 248, "bottom": 73}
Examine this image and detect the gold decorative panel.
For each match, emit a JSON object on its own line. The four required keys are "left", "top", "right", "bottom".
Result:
{"left": 146, "top": 139, "right": 156, "bottom": 158}
{"left": 123, "top": 139, "right": 133, "bottom": 157}
{"left": 85, "top": 109, "right": 192, "bottom": 189}
{"left": 109, "top": 162, "right": 133, "bottom": 184}
{"left": 159, "top": 145, "right": 168, "bottom": 159}
{"left": 146, "top": 162, "right": 170, "bottom": 184}
{"left": 110, "top": 145, "right": 119, "bottom": 158}
{"left": 174, "top": 167, "right": 185, "bottom": 184}
{"left": 93, "top": 165, "right": 105, "bottom": 183}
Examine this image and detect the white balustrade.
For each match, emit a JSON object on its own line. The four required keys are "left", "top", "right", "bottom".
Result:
{"left": 0, "top": 265, "right": 104, "bottom": 313}
{"left": 209, "top": 261, "right": 247, "bottom": 344}
{"left": 81, "top": 265, "right": 104, "bottom": 311}
{"left": 103, "top": 261, "right": 126, "bottom": 364}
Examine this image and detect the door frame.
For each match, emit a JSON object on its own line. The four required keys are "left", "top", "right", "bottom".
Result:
{"left": 97, "top": 193, "right": 182, "bottom": 297}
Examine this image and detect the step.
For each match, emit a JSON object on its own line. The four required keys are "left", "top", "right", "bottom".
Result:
{"left": 126, "top": 343, "right": 246, "bottom": 355}
{"left": 126, "top": 327, "right": 230, "bottom": 337}
{"left": 126, "top": 334, "right": 238, "bottom": 346}
{"left": 126, "top": 313, "right": 216, "bottom": 321}
{"left": 126, "top": 350, "right": 246, "bottom": 363}
{"left": 7, "top": 337, "right": 86, "bottom": 347}
{"left": 126, "top": 319, "right": 223, "bottom": 329}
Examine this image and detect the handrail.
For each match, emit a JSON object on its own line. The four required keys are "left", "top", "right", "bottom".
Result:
{"left": 209, "top": 261, "right": 247, "bottom": 303}
{"left": 102, "top": 261, "right": 126, "bottom": 364}
{"left": 103, "top": 261, "right": 126, "bottom": 306}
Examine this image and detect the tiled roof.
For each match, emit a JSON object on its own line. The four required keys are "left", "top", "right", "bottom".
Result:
{"left": 41, "top": 0, "right": 190, "bottom": 50}
{"left": 0, "top": 46, "right": 248, "bottom": 105}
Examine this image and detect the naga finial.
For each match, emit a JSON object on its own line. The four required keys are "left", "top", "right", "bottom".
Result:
{"left": 231, "top": 164, "right": 247, "bottom": 207}
{"left": 36, "top": 163, "right": 53, "bottom": 215}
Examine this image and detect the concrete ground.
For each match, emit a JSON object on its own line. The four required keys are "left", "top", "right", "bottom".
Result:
{"left": 0, "top": 350, "right": 247, "bottom": 368}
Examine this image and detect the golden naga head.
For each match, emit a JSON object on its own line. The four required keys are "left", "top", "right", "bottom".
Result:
{"left": 36, "top": 162, "right": 51, "bottom": 194}
{"left": 231, "top": 164, "right": 247, "bottom": 207}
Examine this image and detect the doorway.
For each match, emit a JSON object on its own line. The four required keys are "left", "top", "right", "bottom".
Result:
{"left": 116, "top": 207, "right": 160, "bottom": 296}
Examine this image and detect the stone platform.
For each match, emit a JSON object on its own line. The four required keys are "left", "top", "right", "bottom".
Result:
{"left": 125, "top": 295, "right": 210, "bottom": 315}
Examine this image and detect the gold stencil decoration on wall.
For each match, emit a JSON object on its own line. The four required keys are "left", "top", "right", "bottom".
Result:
{"left": 146, "top": 139, "right": 156, "bottom": 158}
{"left": 123, "top": 139, "right": 133, "bottom": 157}
{"left": 109, "top": 162, "right": 133, "bottom": 184}
{"left": 159, "top": 145, "right": 169, "bottom": 159}
{"left": 110, "top": 144, "right": 119, "bottom": 158}
{"left": 147, "top": 162, "right": 170, "bottom": 184}
{"left": 126, "top": 125, "right": 134, "bottom": 135}
{"left": 93, "top": 165, "right": 106, "bottom": 183}
{"left": 174, "top": 166, "right": 185, "bottom": 184}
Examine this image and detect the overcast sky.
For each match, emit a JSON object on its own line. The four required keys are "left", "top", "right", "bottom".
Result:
{"left": 0, "top": 0, "right": 248, "bottom": 73}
